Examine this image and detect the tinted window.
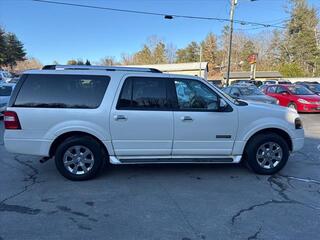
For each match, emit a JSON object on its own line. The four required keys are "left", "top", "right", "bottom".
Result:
{"left": 174, "top": 79, "right": 219, "bottom": 111}
{"left": 267, "top": 86, "right": 277, "bottom": 93}
{"left": 276, "top": 86, "right": 287, "bottom": 94}
{"left": 239, "top": 86, "right": 263, "bottom": 95}
{"left": 14, "top": 74, "right": 109, "bottom": 108}
{"left": 117, "top": 77, "right": 168, "bottom": 110}
{"left": 0, "top": 86, "right": 13, "bottom": 96}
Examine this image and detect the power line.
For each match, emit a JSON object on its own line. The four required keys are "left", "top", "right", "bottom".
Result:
{"left": 32, "top": 0, "right": 286, "bottom": 29}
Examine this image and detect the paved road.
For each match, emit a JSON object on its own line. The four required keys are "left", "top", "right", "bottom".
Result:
{"left": 0, "top": 115, "right": 319, "bottom": 240}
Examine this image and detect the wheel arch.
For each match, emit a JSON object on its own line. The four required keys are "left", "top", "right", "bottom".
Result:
{"left": 245, "top": 128, "right": 293, "bottom": 152}
{"left": 49, "top": 131, "right": 109, "bottom": 158}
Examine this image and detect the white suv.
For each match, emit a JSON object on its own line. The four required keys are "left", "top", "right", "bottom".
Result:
{"left": 3, "top": 65, "right": 304, "bottom": 180}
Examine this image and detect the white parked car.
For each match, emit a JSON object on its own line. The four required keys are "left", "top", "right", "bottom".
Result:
{"left": 4, "top": 65, "right": 304, "bottom": 180}
{"left": 0, "top": 83, "right": 15, "bottom": 117}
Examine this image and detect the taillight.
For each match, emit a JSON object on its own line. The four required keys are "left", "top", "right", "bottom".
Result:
{"left": 4, "top": 111, "right": 21, "bottom": 130}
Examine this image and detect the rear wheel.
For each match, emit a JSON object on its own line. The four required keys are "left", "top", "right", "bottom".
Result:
{"left": 244, "top": 133, "right": 289, "bottom": 175}
{"left": 55, "top": 136, "right": 106, "bottom": 180}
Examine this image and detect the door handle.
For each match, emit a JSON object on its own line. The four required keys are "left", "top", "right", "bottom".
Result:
{"left": 181, "top": 116, "right": 193, "bottom": 121}
{"left": 114, "top": 115, "right": 127, "bottom": 120}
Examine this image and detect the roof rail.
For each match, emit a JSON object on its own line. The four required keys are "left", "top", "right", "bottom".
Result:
{"left": 42, "top": 65, "right": 162, "bottom": 73}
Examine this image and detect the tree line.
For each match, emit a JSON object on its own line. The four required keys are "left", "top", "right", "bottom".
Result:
{"left": 1, "top": 0, "right": 319, "bottom": 78}
{"left": 94, "top": 0, "right": 320, "bottom": 78}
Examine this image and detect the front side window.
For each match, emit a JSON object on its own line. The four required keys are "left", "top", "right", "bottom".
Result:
{"left": 117, "top": 77, "right": 168, "bottom": 110}
{"left": 276, "top": 86, "right": 287, "bottom": 94}
{"left": 14, "top": 74, "right": 109, "bottom": 108}
{"left": 174, "top": 79, "right": 219, "bottom": 111}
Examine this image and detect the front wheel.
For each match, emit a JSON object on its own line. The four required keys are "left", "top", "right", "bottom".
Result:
{"left": 55, "top": 136, "right": 106, "bottom": 180}
{"left": 244, "top": 133, "right": 289, "bottom": 175}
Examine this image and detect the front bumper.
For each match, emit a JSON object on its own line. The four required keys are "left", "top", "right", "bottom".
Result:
{"left": 292, "top": 137, "right": 304, "bottom": 152}
{"left": 297, "top": 103, "right": 320, "bottom": 113}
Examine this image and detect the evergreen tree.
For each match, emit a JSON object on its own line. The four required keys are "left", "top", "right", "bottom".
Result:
{"left": 284, "top": 0, "right": 320, "bottom": 76}
{"left": 201, "top": 32, "right": 218, "bottom": 65}
{"left": 0, "top": 27, "right": 6, "bottom": 66}
{"left": 176, "top": 41, "right": 200, "bottom": 63}
{"left": 85, "top": 59, "right": 91, "bottom": 65}
{"left": 153, "top": 42, "right": 167, "bottom": 64}
{"left": 133, "top": 45, "right": 153, "bottom": 64}
{"left": 4, "top": 33, "right": 26, "bottom": 69}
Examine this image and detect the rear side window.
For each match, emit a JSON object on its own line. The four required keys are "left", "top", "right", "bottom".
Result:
{"left": 117, "top": 77, "right": 169, "bottom": 110}
{"left": 14, "top": 74, "right": 109, "bottom": 108}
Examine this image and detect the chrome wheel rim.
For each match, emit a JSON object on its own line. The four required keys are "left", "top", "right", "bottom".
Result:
{"left": 63, "top": 145, "right": 94, "bottom": 175}
{"left": 256, "top": 142, "right": 283, "bottom": 169}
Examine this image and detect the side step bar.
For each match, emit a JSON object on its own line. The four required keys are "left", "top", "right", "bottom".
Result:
{"left": 109, "top": 156, "right": 242, "bottom": 164}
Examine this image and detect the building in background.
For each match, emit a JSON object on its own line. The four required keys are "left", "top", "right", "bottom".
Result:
{"left": 223, "top": 71, "right": 282, "bottom": 83}
{"left": 126, "top": 62, "right": 209, "bottom": 79}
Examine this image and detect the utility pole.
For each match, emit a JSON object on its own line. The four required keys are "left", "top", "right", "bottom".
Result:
{"left": 199, "top": 45, "right": 202, "bottom": 78}
{"left": 226, "top": 0, "right": 237, "bottom": 86}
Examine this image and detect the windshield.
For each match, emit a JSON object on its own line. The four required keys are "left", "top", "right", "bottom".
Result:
{"left": 239, "top": 87, "right": 263, "bottom": 95}
{"left": 211, "top": 84, "right": 241, "bottom": 105}
{"left": 307, "top": 84, "right": 320, "bottom": 92}
{"left": 0, "top": 86, "right": 13, "bottom": 96}
{"left": 288, "top": 85, "right": 314, "bottom": 95}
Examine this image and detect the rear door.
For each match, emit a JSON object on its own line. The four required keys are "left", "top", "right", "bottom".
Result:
{"left": 110, "top": 75, "right": 174, "bottom": 158}
{"left": 170, "top": 78, "right": 238, "bottom": 156}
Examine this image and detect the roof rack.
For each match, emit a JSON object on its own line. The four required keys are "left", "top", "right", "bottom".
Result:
{"left": 42, "top": 65, "right": 162, "bottom": 73}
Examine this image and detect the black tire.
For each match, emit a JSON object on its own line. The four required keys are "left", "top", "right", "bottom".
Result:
{"left": 55, "top": 136, "right": 106, "bottom": 181}
{"left": 244, "top": 133, "right": 289, "bottom": 175}
{"left": 288, "top": 102, "right": 297, "bottom": 110}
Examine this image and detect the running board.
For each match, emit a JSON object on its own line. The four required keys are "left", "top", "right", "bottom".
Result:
{"left": 109, "top": 156, "right": 242, "bottom": 164}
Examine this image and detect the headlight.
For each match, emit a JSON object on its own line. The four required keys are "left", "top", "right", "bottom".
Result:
{"left": 275, "top": 99, "right": 279, "bottom": 104}
{"left": 297, "top": 98, "right": 310, "bottom": 104}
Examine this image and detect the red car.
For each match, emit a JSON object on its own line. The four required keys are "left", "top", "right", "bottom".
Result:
{"left": 262, "top": 84, "right": 320, "bottom": 113}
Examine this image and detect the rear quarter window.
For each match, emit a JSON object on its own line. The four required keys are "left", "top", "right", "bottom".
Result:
{"left": 13, "top": 74, "right": 110, "bottom": 108}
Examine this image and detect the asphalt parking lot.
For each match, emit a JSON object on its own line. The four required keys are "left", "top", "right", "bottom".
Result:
{"left": 0, "top": 115, "right": 319, "bottom": 240}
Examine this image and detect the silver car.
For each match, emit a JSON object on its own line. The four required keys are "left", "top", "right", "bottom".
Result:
{"left": 0, "top": 83, "right": 15, "bottom": 116}
{"left": 223, "top": 84, "right": 279, "bottom": 104}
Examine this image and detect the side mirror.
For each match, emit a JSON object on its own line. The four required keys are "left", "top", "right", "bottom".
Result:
{"left": 281, "top": 91, "right": 289, "bottom": 95}
{"left": 219, "top": 98, "right": 228, "bottom": 111}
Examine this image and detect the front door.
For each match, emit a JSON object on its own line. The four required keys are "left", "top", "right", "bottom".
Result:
{"left": 171, "top": 78, "right": 238, "bottom": 156}
{"left": 110, "top": 76, "right": 174, "bottom": 158}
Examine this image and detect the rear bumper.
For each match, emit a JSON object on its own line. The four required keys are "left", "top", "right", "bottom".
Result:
{"left": 4, "top": 138, "right": 51, "bottom": 156}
